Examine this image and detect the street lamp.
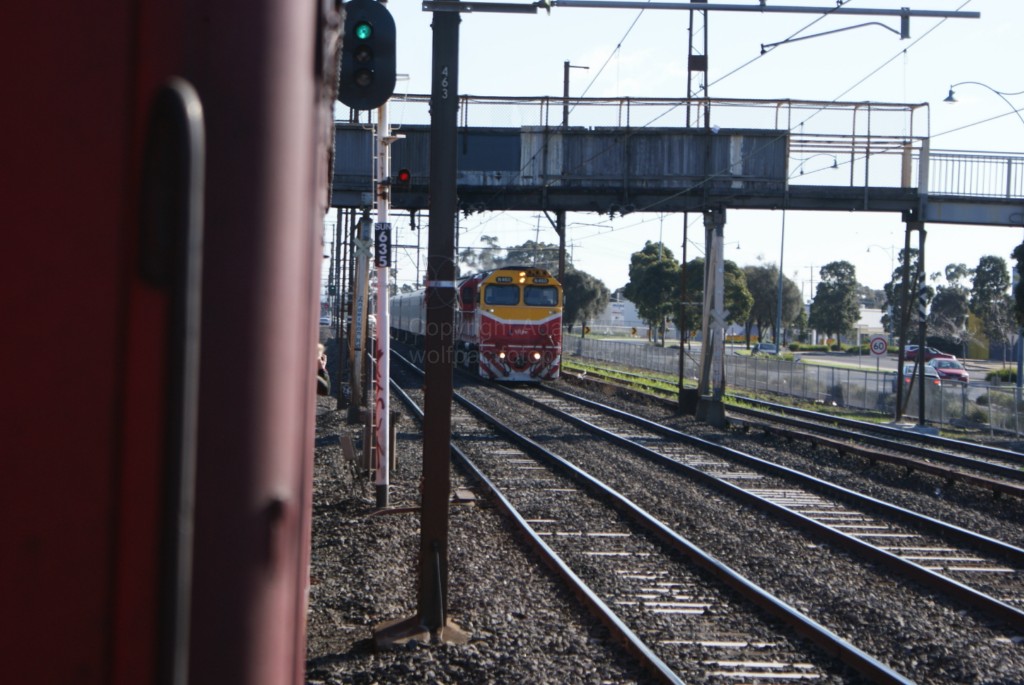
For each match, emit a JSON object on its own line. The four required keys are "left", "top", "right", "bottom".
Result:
{"left": 944, "top": 81, "right": 1024, "bottom": 128}
{"left": 562, "top": 60, "right": 590, "bottom": 127}
{"left": 867, "top": 244, "right": 896, "bottom": 343}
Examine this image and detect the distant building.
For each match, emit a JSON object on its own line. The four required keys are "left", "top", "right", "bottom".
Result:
{"left": 853, "top": 307, "right": 886, "bottom": 339}
{"left": 587, "top": 297, "right": 646, "bottom": 335}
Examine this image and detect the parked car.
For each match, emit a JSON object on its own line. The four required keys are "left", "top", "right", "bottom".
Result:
{"left": 751, "top": 343, "right": 778, "bottom": 355}
{"left": 893, "top": 362, "right": 942, "bottom": 391}
{"left": 319, "top": 315, "right": 331, "bottom": 326}
{"left": 928, "top": 358, "right": 969, "bottom": 383}
{"left": 904, "top": 345, "right": 954, "bottom": 361}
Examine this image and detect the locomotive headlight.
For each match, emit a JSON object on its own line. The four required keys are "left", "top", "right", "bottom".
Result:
{"left": 498, "top": 351, "right": 506, "bottom": 359}
{"left": 532, "top": 351, "right": 541, "bottom": 361}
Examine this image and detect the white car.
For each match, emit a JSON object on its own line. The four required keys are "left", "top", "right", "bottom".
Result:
{"left": 893, "top": 363, "right": 941, "bottom": 391}
{"left": 319, "top": 315, "right": 331, "bottom": 326}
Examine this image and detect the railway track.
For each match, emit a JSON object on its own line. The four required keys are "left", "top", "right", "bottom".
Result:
{"left": 728, "top": 396, "right": 1024, "bottom": 494}
{"left": 488, "top": 382, "right": 1024, "bottom": 631}
{"left": 390, "top": 352, "right": 910, "bottom": 684}
{"left": 565, "top": 367, "right": 1024, "bottom": 500}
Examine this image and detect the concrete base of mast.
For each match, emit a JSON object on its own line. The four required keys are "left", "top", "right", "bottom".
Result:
{"left": 372, "top": 614, "right": 469, "bottom": 649}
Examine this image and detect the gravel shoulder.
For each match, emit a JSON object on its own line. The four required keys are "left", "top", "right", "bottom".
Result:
{"left": 305, "top": 394, "right": 653, "bottom": 685}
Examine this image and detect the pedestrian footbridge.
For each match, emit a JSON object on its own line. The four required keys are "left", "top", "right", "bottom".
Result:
{"left": 332, "top": 94, "right": 1024, "bottom": 228}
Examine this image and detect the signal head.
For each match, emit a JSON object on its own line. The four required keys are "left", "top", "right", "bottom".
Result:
{"left": 354, "top": 20, "right": 372, "bottom": 41}
{"left": 338, "top": 0, "right": 396, "bottom": 110}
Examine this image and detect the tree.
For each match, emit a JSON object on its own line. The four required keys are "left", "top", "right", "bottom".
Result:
{"left": 808, "top": 261, "right": 860, "bottom": 344}
{"left": 458, "top": 234, "right": 504, "bottom": 275}
{"left": 793, "top": 306, "right": 810, "bottom": 343}
{"left": 503, "top": 240, "right": 562, "bottom": 273}
{"left": 882, "top": 247, "right": 928, "bottom": 345}
{"left": 856, "top": 284, "right": 886, "bottom": 309}
{"left": 972, "top": 255, "right": 1015, "bottom": 361}
{"left": 671, "top": 257, "right": 752, "bottom": 342}
{"left": 458, "top": 238, "right": 569, "bottom": 277}
{"left": 928, "top": 263, "right": 972, "bottom": 355}
{"left": 929, "top": 287, "right": 970, "bottom": 345}
{"left": 623, "top": 241, "right": 680, "bottom": 345}
{"left": 677, "top": 258, "right": 706, "bottom": 337}
{"left": 725, "top": 261, "right": 755, "bottom": 336}
{"left": 742, "top": 264, "right": 800, "bottom": 346}
{"left": 561, "top": 268, "right": 610, "bottom": 336}
{"left": 1013, "top": 242, "right": 1024, "bottom": 326}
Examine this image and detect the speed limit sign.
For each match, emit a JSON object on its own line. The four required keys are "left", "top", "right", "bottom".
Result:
{"left": 869, "top": 335, "right": 888, "bottom": 357}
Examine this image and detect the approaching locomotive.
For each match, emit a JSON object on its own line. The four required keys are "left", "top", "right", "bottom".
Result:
{"left": 392, "top": 266, "right": 563, "bottom": 381}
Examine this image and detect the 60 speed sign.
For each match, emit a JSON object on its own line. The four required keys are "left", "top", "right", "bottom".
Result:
{"left": 869, "top": 335, "right": 888, "bottom": 357}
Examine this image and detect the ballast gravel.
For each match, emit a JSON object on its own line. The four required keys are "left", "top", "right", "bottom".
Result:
{"left": 305, "top": 394, "right": 653, "bottom": 685}
{"left": 305, "top": 369, "right": 1024, "bottom": 684}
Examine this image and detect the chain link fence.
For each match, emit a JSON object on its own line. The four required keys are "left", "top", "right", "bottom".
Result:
{"left": 566, "top": 334, "right": 1024, "bottom": 435}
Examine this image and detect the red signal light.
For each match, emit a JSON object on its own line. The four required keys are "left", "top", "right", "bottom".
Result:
{"left": 396, "top": 168, "right": 411, "bottom": 185}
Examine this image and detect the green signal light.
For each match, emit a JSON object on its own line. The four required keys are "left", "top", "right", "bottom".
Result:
{"left": 354, "top": 21, "right": 372, "bottom": 40}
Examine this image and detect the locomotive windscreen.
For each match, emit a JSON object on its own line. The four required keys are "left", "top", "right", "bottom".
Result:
{"left": 484, "top": 285, "right": 520, "bottom": 306}
{"left": 524, "top": 286, "right": 558, "bottom": 306}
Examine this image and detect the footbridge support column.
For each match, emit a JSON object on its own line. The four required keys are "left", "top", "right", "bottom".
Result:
{"left": 696, "top": 207, "right": 728, "bottom": 427}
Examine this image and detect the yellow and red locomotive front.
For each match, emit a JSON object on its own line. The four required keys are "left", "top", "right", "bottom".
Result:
{"left": 457, "top": 267, "right": 562, "bottom": 381}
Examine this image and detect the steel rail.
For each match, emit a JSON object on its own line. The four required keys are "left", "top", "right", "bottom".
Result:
{"left": 387, "top": 361, "right": 684, "bottom": 684}
{"left": 511, "top": 383, "right": 1024, "bottom": 632}
{"left": 731, "top": 395, "right": 1024, "bottom": 466}
{"left": 390, "top": 351, "right": 913, "bottom": 684}
{"left": 450, "top": 390, "right": 913, "bottom": 684}
{"left": 565, "top": 368, "right": 1024, "bottom": 490}
{"left": 726, "top": 414, "right": 1024, "bottom": 500}
{"left": 566, "top": 366, "right": 1024, "bottom": 466}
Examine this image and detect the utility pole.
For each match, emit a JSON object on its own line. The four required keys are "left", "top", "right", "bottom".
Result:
{"left": 775, "top": 211, "right": 786, "bottom": 347}
{"left": 914, "top": 224, "right": 929, "bottom": 428}
{"left": 559, "top": 60, "right": 587, "bottom": 281}
{"left": 375, "top": 0, "right": 467, "bottom": 648}
{"left": 895, "top": 225, "right": 915, "bottom": 422}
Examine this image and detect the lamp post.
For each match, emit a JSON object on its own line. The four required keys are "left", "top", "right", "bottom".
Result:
{"left": 784, "top": 156, "right": 836, "bottom": 351}
{"left": 562, "top": 60, "right": 589, "bottom": 127}
{"left": 775, "top": 212, "right": 786, "bottom": 350}
{"left": 558, "top": 61, "right": 588, "bottom": 281}
{"left": 867, "top": 243, "right": 896, "bottom": 343}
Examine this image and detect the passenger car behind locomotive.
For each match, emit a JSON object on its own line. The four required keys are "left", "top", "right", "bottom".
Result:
{"left": 391, "top": 266, "right": 563, "bottom": 381}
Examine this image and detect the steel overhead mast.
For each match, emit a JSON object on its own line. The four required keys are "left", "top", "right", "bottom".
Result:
{"left": 422, "top": 0, "right": 979, "bottom": 21}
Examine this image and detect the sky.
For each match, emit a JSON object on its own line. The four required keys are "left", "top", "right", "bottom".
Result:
{"left": 327, "top": 0, "right": 1024, "bottom": 298}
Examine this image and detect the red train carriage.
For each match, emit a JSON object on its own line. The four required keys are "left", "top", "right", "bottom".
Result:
{"left": 392, "top": 267, "right": 563, "bottom": 381}
{"left": 6, "top": 3, "right": 339, "bottom": 684}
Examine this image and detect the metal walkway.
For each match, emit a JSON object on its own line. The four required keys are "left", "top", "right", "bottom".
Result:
{"left": 332, "top": 94, "right": 1024, "bottom": 227}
